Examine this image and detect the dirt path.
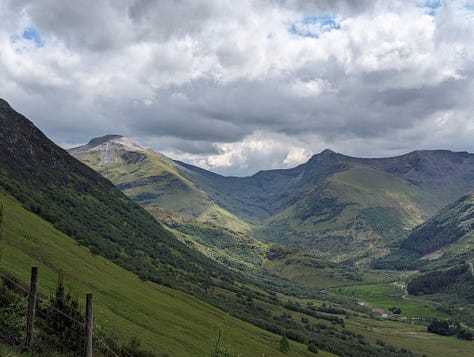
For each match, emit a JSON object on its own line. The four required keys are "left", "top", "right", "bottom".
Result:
{"left": 394, "top": 282, "right": 441, "bottom": 305}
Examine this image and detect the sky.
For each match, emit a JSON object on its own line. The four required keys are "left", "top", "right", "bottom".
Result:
{"left": 1, "top": 0, "right": 473, "bottom": 176}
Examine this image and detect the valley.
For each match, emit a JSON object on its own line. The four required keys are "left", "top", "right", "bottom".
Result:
{"left": 0, "top": 99, "right": 473, "bottom": 356}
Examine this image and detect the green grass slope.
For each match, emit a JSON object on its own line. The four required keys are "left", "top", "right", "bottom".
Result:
{"left": 256, "top": 166, "right": 427, "bottom": 264}
{"left": 375, "top": 190, "right": 474, "bottom": 271}
{"left": 0, "top": 191, "right": 316, "bottom": 357}
{"left": 69, "top": 136, "right": 249, "bottom": 232}
{"left": 402, "top": 190, "right": 474, "bottom": 256}
{"left": 401, "top": 191, "right": 474, "bottom": 305}
{"left": 371, "top": 191, "right": 474, "bottom": 324}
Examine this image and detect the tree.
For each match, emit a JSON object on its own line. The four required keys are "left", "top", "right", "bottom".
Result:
{"left": 210, "top": 327, "right": 239, "bottom": 357}
{"left": 38, "top": 270, "right": 85, "bottom": 355}
{"left": 279, "top": 335, "right": 290, "bottom": 354}
{"left": 307, "top": 342, "right": 318, "bottom": 353}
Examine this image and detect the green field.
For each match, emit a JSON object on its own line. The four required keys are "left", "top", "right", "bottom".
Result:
{"left": 333, "top": 283, "right": 447, "bottom": 319}
{"left": 0, "top": 192, "right": 320, "bottom": 356}
{"left": 311, "top": 281, "right": 474, "bottom": 357}
{"left": 347, "top": 317, "right": 474, "bottom": 357}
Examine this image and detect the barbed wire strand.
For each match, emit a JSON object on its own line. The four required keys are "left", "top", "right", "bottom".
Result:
{"left": 0, "top": 321, "right": 23, "bottom": 352}
{"left": 0, "top": 270, "right": 120, "bottom": 356}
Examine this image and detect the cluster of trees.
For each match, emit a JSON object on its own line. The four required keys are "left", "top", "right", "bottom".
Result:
{"left": 428, "top": 319, "right": 473, "bottom": 340}
{"left": 178, "top": 222, "right": 265, "bottom": 268}
{"left": 388, "top": 307, "right": 401, "bottom": 314}
{"left": 211, "top": 291, "right": 414, "bottom": 357}
{"left": 371, "top": 249, "right": 424, "bottom": 271}
{"left": 407, "top": 264, "right": 472, "bottom": 296}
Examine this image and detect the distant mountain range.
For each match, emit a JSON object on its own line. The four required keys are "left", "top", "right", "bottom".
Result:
{"left": 71, "top": 134, "right": 474, "bottom": 265}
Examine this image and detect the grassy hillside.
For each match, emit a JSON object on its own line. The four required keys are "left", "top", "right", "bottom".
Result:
{"left": 375, "top": 190, "right": 474, "bottom": 271}
{"left": 402, "top": 191, "right": 474, "bottom": 255}
{"left": 370, "top": 191, "right": 474, "bottom": 326}
{"left": 256, "top": 166, "right": 427, "bottom": 264}
{"left": 0, "top": 191, "right": 318, "bottom": 356}
{"left": 69, "top": 136, "right": 249, "bottom": 232}
{"left": 174, "top": 221, "right": 267, "bottom": 269}
{"left": 262, "top": 244, "right": 365, "bottom": 289}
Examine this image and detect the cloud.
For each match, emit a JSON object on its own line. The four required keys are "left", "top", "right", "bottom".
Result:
{"left": 0, "top": 0, "right": 473, "bottom": 176}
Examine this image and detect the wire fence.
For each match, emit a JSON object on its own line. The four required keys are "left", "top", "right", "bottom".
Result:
{"left": 0, "top": 269, "right": 122, "bottom": 356}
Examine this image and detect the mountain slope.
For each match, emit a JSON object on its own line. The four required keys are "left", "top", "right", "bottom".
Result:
{"left": 375, "top": 189, "right": 474, "bottom": 270}
{"left": 0, "top": 190, "right": 315, "bottom": 356}
{"left": 256, "top": 165, "right": 427, "bottom": 262}
{"left": 69, "top": 135, "right": 249, "bottom": 232}
{"left": 0, "top": 98, "right": 236, "bottom": 294}
{"left": 401, "top": 190, "right": 474, "bottom": 257}
{"left": 370, "top": 189, "right": 474, "bottom": 308}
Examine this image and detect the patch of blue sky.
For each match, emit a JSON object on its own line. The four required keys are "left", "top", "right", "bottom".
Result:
{"left": 417, "top": 0, "right": 442, "bottom": 16}
{"left": 289, "top": 15, "right": 340, "bottom": 38}
{"left": 22, "top": 27, "right": 44, "bottom": 47}
{"left": 11, "top": 26, "right": 44, "bottom": 47}
{"left": 464, "top": 2, "right": 474, "bottom": 11}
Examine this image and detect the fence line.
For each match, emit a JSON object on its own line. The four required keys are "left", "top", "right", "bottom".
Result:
{"left": 0, "top": 269, "right": 121, "bottom": 356}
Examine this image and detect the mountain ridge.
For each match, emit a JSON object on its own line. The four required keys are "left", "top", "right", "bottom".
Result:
{"left": 71, "top": 133, "right": 474, "bottom": 265}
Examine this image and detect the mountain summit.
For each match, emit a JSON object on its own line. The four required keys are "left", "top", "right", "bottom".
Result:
{"left": 69, "top": 134, "right": 149, "bottom": 166}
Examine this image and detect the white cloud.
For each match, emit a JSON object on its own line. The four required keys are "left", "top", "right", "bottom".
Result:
{"left": 0, "top": 0, "right": 473, "bottom": 176}
{"left": 284, "top": 147, "right": 313, "bottom": 167}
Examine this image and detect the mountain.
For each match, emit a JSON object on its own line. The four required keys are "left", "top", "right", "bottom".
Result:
{"left": 181, "top": 149, "right": 474, "bottom": 262}
{"left": 72, "top": 135, "right": 474, "bottom": 265}
{"left": 0, "top": 98, "right": 242, "bottom": 294}
{"left": 69, "top": 135, "right": 249, "bottom": 232}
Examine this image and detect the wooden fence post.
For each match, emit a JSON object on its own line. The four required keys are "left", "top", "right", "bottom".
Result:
{"left": 85, "top": 293, "right": 93, "bottom": 357}
{"left": 25, "top": 266, "right": 39, "bottom": 351}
